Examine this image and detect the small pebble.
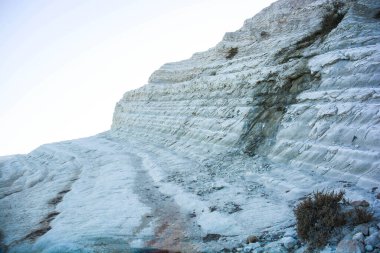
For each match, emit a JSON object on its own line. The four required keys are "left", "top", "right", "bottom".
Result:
{"left": 281, "top": 236, "right": 297, "bottom": 249}
{"left": 355, "top": 224, "right": 370, "bottom": 236}
{"left": 246, "top": 235, "right": 259, "bottom": 244}
{"left": 243, "top": 247, "right": 250, "bottom": 253}
{"left": 320, "top": 246, "right": 334, "bottom": 253}
{"left": 353, "top": 232, "right": 365, "bottom": 242}
{"left": 369, "top": 227, "right": 379, "bottom": 235}
{"left": 243, "top": 242, "right": 260, "bottom": 252}
{"left": 336, "top": 239, "right": 364, "bottom": 253}
{"left": 365, "top": 245, "right": 374, "bottom": 252}
{"left": 284, "top": 227, "right": 297, "bottom": 238}
{"left": 364, "top": 232, "right": 380, "bottom": 247}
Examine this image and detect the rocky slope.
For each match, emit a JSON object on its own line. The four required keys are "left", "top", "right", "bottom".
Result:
{"left": 1, "top": 0, "right": 380, "bottom": 252}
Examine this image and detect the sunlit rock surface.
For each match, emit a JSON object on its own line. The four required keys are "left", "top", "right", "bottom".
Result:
{"left": 1, "top": 0, "right": 379, "bottom": 252}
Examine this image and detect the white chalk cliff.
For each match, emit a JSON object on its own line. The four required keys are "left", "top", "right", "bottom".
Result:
{"left": 1, "top": 0, "right": 379, "bottom": 252}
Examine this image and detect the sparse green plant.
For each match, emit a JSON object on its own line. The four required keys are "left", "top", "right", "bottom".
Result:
{"left": 294, "top": 190, "right": 346, "bottom": 249}
{"left": 226, "top": 47, "right": 238, "bottom": 59}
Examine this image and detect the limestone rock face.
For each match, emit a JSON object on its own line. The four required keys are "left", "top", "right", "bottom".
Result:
{"left": 112, "top": 0, "right": 380, "bottom": 183}
{"left": 1, "top": 0, "right": 379, "bottom": 252}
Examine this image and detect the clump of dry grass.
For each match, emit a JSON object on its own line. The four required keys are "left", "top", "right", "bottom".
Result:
{"left": 294, "top": 190, "right": 374, "bottom": 249}
{"left": 294, "top": 190, "right": 346, "bottom": 249}
{"left": 350, "top": 207, "right": 374, "bottom": 225}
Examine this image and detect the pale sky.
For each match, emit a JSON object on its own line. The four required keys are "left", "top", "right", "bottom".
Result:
{"left": 0, "top": 0, "right": 276, "bottom": 156}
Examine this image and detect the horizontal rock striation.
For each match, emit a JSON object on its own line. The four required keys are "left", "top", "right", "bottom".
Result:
{"left": 268, "top": 0, "right": 380, "bottom": 184}
{"left": 112, "top": 0, "right": 380, "bottom": 182}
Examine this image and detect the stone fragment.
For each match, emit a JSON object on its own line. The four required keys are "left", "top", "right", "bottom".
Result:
{"left": 353, "top": 232, "right": 365, "bottom": 242}
{"left": 243, "top": 246, "right": 251, "bottom": 253}
{"left": 202, "top": 233, "right": 221, "bottom": 242}
{"left": 366, "top": 245, "right": 374, "bottom": 252}
{"left": 283, "top": 227, "right": 296, "bottom": 238}
{"left": 370, "top": 227, "right": 379, "bottom": 236}
{"left": 320, "top": 246, "right": 334, "bottom": 253}
{"left": 252, "top": 248, "right": 264, "bottom": 253}
{"left": 294, "top": 246, "right": 307, "bottom": 253}
{"left": 281, "top": 236, "right": 297, "bottom": 249}
{"left": 336, "top": 239, "right": 364, "bottom": 253}
{"left": 365, "top": 232, "right": 380, "bottom": 247}
{"left": 352, "top": 200, "right": 370, "bottom": 207}
{"left": 355, "top": 224, "right": 370, "bottom": 236}
{"left": 246, "top": 235, "right": 259, "bottom": 244}
{"left": 262, "top": 241, "right": 288, "bottom": 253}
{"left": 244, "top": 242, "right": 260, "bottom": 252}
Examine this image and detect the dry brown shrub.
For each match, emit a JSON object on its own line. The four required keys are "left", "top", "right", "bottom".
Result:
{"left": 294, "top": 190, "right": 346, "bottom": 249}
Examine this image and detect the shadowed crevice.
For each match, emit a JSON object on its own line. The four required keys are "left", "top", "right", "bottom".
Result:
{"left": 296, "top": 3, "right": 346, "bottom": 49}
{"left": 0, "top": 230, "right": 8, "bottom": 253}
{"left": 40, "top": 211, "right": 60, "bottom": 225}
{"left": 240, "top": 62, "right": 317, "bottom": 156}
{"left": 375, "top": 10, "right": 380, "bottom": 19}
{"left": 23, "top": 226, "right": 52, "bottom": 241}
{"left": 239, "top": 2, "right": 348, "bottom": 156}
{"left": 276, "top": 2, "right": 347, "bottom": 64}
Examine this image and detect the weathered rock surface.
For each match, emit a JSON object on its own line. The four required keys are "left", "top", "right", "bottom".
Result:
{"left": 336, "top": 239, "right": 364, "bottom": 253}
{"left": 112, "top": 0, "right": 380, "bottom": 186}
{"left": 365, "top": 232, "right": 380, "bottom": 247}
{"left": 281, "top": 236, "right": 297, "bottom": 249}
{"left": 1, "top": 0, "right": 379, "bottom": 252}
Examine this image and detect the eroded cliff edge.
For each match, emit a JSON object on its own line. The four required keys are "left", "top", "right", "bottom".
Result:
{"left": 1, "top": 0, "right": 379, "bottom": 252}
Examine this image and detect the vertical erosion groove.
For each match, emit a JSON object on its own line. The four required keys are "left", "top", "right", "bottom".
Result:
{"left": 241, "top": 2, "right": 347, "bottom": 156}
{"left": 276, "top": 2, "right": 347, "bottom": 64}
{"left": 241, "top": 65, "right": 316, "bottom": 156}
